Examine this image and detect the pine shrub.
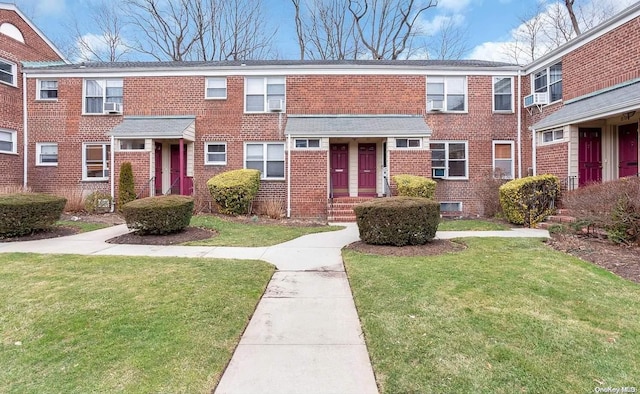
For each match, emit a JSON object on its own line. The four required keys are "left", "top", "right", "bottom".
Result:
{"left": 118, "top": 162, "right": 136, "bottom": 210}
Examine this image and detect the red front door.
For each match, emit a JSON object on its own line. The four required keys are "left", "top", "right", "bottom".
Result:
{"left": 330, "top": 144, "right": 349, "bottom": 197}
{"left": 170, "top": 144, "right": 187, "bottom": 194}
{"left": 578, "top": 128, "right": 602, "bottom": 186}
{"left": 155, "top": 143, "right": 163, "bottom": 194}
{"left": 358, "top": 143, "right": 376, "bottom": 196}
{"left": 619, "top": 123, "right": 638, "bottom": 178}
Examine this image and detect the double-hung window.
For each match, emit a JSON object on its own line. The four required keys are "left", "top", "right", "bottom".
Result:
{"left": 430, "top": 141, "right": 468, "bottom": 179}
{"left": 427, "top": 76, "right": 466, "bottom": 112}
{"left": 493, "top": 77, "right": 513, "bottom": 112}
{"left": 0, "top": 129, "right": 17, "bottom": 154}
{"left": 245, "top": 77, "right": 285, "bottom": 112}
{"left": 84, "top": 79, "right": 123, "bottom": 114}
{"left": 205, "top": 142, "right": 227, "bottom": 165}
{"left": 37, "top": 80, "right": 58, "bottom": 100}
{"left": 533, "top": 62, "right": 562, "bottom": 103}
{"left": 493, "top": 141, "right": 514, "bottom": 179}
{"left": 205, "top": 77, "right": 227, "bottom": 99}
{"left": 83, "top": 143, "right": 110, "bottom": 180}
{"left": 245, "top": 142, "right": 285, "bottom": 179}
{"left": 36, "top": 143, "right": 58, "bottom": 166}
{"left": 0, "top": 58, "right": 16, "bottom": 86}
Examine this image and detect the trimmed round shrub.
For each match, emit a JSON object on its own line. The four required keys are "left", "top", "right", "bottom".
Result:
{"left": 354, "top": 196, "right": 440, "bottom": 246}
{"left": 122, "top": 195, "right": 194, "bottom": 235}
{"left": 392, "top": 174, "right": 436, "bottom": 199}
{"left": 0, "top": 193, "right": 67, "bottom": 237}
{"left": 499, "top": 174, "right": 560, "bottom": 227}
{"left": 207, "top": 169, "right": 261, "bottom": 215}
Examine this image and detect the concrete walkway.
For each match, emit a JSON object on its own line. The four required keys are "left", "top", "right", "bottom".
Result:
{"left": 0, "top": 223, "right": 549, "bottom": 394}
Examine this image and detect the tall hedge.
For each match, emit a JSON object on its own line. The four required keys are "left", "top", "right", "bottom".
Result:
{"left": 118, "top": 162, "right": 136, "bottom": 210}
{"left": 499, "top": 174, "right": 560, "bottom": 227}
{"left": 122, "top": 195, "right": 194, "bottom": 235}
{"left": 207, "top": 169, "right": 261, "bottom": 215}
{"left": 0, "top": 193, "right": 67, "bottom": 237}
{"left": 392, "top": 174, "right": 436, "bottom": 199}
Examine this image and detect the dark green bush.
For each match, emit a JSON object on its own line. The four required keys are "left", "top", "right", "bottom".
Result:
{"left": 118, "top": 162, "right": 136, "bottom": 210}
{"left": 122, "top": 195, "right": 194, "bottom": 235}
{"left": 499, "top": 174, "right": 560, "bottom": 227}
{"left": 354, "top": 196, "right": 440, "bottom": 246}
{"left": 207, "top": 169, "right": 261, "bottom": 215}
{"left": 0, "top": 193, "right": 67, "bottom": 237}
{"left": 392, "top": 174, "right": 436, "bottom": 199}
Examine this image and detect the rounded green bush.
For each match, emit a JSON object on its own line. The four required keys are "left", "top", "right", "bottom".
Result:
{"left": 354, "top": 196, "right": 440, "bottom": 246}
{"left": 392, "top": 174, "right": 436, "bottom": 199}
{"left": 207, "top": 169, "right": 261, "bottom": 215}
{"left": 499, "top": 174, "right": 559, "bottom": 227}
{"left": 122, "top": 195, "right": 194, "bottom": 235}
{"left": 0, "top": 193, "right": 67, "bottom": 237}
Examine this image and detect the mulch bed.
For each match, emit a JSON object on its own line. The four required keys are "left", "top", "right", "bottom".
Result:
{"left": 0, "top": 226, "right": 78, "bottom": 242}
{"left": 106, "top": 227, "right": 216, "bottom": 246}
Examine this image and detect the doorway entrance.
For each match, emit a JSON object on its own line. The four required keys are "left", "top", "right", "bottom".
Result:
{"left": 619, "top": 123, "right": 638, "bottom": 178}
{"left": 578, "top": 128, "right": 602, "bottom": 186}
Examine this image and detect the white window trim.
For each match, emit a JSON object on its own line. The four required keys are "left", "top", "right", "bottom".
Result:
{"left": 36, "top": 79, "right": 58, "bottom": 101}
{"left": 492, "top": 140, "right": 514, "bottom": 180}
{"left": 430, "top": 140, "right": 469, "bottom": 180}
{"left": 204, "top": 142, "right": 227, "bottom": 165}
{"left": 531, "top": 62, "right": 563, "bottom": 105}
{"left": 244, "top": 77, "right": 286, "bottom": 114}
{"left": 426, "top": 76, "right": 468, "bottom": 113}
{"left": 492, "top": 77, "right": 514, "bottom": 113}
{"left": 118, "top": 139, "right": 147, "bottom": 151}
{"left": 539, "top": 129, "right": 566, "bottom": 145}
{"left": 0, "top": 58, "right": 17, "bottom": 87}
{"left": 204, "top": 77, "right": 227, "bottom": 100}
{"left": 294, "top": 138, "right": 322, "bottom": 149}
{"left": 244, "top": 142, "right": 286, "bottom": 180}
{"left": 36, "top": 142, "right": 58, "bottom": 166}
{"left": 82, "top": 142, "right": 110, "bottom": 181}
{"left": 82, "top": 79, "right": 123, "bottom": 115}
{"left": 395, "top": 138, "right": 422, "bottom": 149}
{"left": 0, "top": 128, "right": 17, "bottom": 154}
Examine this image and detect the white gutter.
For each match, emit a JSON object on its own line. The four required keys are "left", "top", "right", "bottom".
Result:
{"left": 517, "top": 70, "right": 522, "bottom": 179}
{"left": 286, "top": 133, "right": 291, "bottom": 218}
{"left": 110, "top": 135, "right": 115, "bottom": 212}
{"left": 531, "top": 127, "right": 537, "bottom": 176}
{"left": 22, "top": 72, "right": 28, "bottom": 188}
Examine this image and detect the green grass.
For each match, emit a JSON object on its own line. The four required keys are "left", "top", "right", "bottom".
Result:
{"left": 186, "top": 214, "right": 343, "bottom": 246}
{"left": 0, "top": 253, "right": 274, "bottom": 393}
{"left": 56, "top": 220, "right": 109, "bottom": 233}
{"left": 438, "top": 219, "right": 510, "bottom": 231}
{"left": 344, "top": 238, "right": 640, "bottom": 393}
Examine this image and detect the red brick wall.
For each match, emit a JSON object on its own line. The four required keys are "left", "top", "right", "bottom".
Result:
{"left": 114, "top": 152, "right": 151, "bottom": 204}
{"left": 0, "top": 7, "right": 62, "bottom": 187}
{"left": 536, "top": 142, "right": 568, "bottom": 179}
{"left": 288, "top": 150, "right": 328, "bottom": 218}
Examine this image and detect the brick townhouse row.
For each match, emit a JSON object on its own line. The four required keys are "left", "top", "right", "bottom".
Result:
{"left": 1, "top": 2, "right": 639, "bottom": 219}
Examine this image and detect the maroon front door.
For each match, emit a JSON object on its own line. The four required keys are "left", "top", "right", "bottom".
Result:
{"left": 330, "top": 144, "right": 349, "bottom": 197}
{"left": 619, "top": 123, "right": 638, "bottom": 178}
{"left": 170, "top": 144, "right": 187, "bottom": 194}
{"left": 358, "top": 143, "right": 376, "bottom": 196}
{"left": 578, "top": 128, "right": 602, "bottom": 186}
{"left": 155, "top": 143, "right": 163, "bottom": 194}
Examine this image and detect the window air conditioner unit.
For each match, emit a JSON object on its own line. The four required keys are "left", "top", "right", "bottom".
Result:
{"left": 104, "top": 102, "right": 122, "bottom": 114}
{"left": 268, "top": 99, "right": 284, "bottom": 112}
{"left": 428, "top": 100, "right": 444, "bottom": 111}
{"left": 432, "top": 168, "right": 445, "bottom": 178}
{"left": 523, "top": 92, "right": 548, "bottom": 108}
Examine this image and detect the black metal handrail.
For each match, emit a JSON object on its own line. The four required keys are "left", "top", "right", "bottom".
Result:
{"left": 136, "top": 176, "right": 155, "bottom": 199}
{"left": 164, "top": 177, "right": 181, "bottom": 195}
{"left": 384, "top": 175, "right": 391, "bottom": 197}
{"left": 561, "top": 175, "right": 577, "bottom": 192}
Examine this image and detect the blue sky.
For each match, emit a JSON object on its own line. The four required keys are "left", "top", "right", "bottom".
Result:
{"left": 9, "top": 0, "right": 638, "bottom": 62}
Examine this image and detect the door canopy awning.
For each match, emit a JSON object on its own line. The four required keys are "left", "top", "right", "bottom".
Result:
{"left": 109, "top": 116, "right": 196, "bottom": 141}
{"left": 285, "top": 115, "right": 432, "bottom": 138}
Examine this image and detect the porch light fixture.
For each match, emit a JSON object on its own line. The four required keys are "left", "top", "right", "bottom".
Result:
{"left": 621, "top": 111, "right": 636, "bottom": 121}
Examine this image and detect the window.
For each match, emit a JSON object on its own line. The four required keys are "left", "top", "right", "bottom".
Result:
{"left": 493, "top": 77, "right": 513, "bottom": 112}
{"left": 294, "top": 139, "right": 320, "bottom": 148}
{"left": 36, "top": 143, "right": 58, "bottom": 166}
{"left": 533, "top": 62, "right": 562, "bottom": 103}
{"left": 0, "top": 129, "right": 17, "bottom": 154}
{"left": 395, "top": 138, "right": 421, "bottom": 148}
{"left": 430, "top": 141, "right": 468, "bottom": 179}
{"left": 245, "top": 142, "right": 285, "bottom": 179}
{"left": 36, "top": 80, "right": 58, "bottom": 100}
{"left": 440, "top": 202, "right": 462, "bottom": 212}
{"left": 427, "top": 76, "right": 466, "bottom": 112}
{"left": 83, "top": 143, "right": 110, "bottom": 180}
{"left": 205, "top": 142, "right": 227, "bottom": 165}
{"left": 0, "top": 58, "right": 16, "bottom": 86}
{"left": 84, "top": 79, "right": 123, "bottom": 114}
{"left": 205, "top": 77, "right": 227, "bottom": 99}
{"left": 493, "top": 141, "right": 514, "bottom": 179}
{"left": 245, "top": 77, "right": 285, "bottom": 112}
{"left": 541, "top": 129, "right": 564, "bottom": 143}
{"left": 119, "top": 139, "right": 146, "bottom": 150}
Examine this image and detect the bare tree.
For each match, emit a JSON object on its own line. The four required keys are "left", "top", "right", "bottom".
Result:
{"left": 217, "top": 0, "right": 276, "bottom": 60}
{"left": 503, "top": 1, "right": 546, "bottom": 64}
{"left": 564, "top": 0, "right": 581, "bottom": 35}
{"left": 426, "top": 16, "right": 469, "bottom": 60}
{"left": 347, "top": 0, "right": 438, "bottom": 60}
{"left": 292, "top": 0, "right": 306, "bottom": 59}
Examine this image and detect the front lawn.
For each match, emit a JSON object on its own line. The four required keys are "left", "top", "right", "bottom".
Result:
{"left": 187, "top": 214, "right": 342, "bottom": 246}
{"left": 56, "top": 220, "right": 109, "bottom": 233}
{"left": 344, "top": 238, "right": 640, "bottom": 393}
{"left": 438, "top": 219, "right": 510, "bottom": 231}
{"left": 0, "top": 253, "right": 274, "bottom": 393}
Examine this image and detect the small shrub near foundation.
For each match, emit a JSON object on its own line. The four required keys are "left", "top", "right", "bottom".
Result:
{"left": 259, "top": 198, "right": 285, "bottom": 219}
{"left": 499, "top": 174, "right": 560, "bottom": 227}
{"left": 354, "top": 196, "right": 440, "bottom": 246}
{"left": 207, "top": 169, "right": 261, "bottom": 215}
{"left": 84, "top": 192, "right": 113, "bottom": 213}
{"left": 0, "top": 193, "right": 66, "bottom": 237}
{"left": 118, "top": 162, "right": 136, "bottom": 210}
{"left": 392, "top": 174, "right": 436, "bottom": 199}
{"left": 122, "top": 195, "right": 194, "bottom": 235}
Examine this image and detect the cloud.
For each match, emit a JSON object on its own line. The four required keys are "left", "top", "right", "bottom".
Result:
{"left": 419, "top": 13, "right": 464, "bottom": 35}
{"left": 437, "top": 0, "right": 473, "bottom": 13}
{"left": 467, "top": 41, "right": 514, "bottom": 63}
{"left": 17, "top": 0, "right": 67, "bottom": 16}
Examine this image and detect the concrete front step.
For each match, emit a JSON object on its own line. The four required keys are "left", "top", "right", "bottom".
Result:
{"left": 546, "top": 215, "right": 577, "bottom": 223}
{"left": 328, "top": 197, "right": 375, "bottom": 222}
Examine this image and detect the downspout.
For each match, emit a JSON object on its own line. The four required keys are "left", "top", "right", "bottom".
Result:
{"left": 286, "top": 133, "right": 291, "bottom": 218}
{"left": 517, "top": 70, "right": 522, "bottom": 179}
{"left": 22, "top": 72, "right": 28, "bottom": 188}
{"left": 532, "top": 127, "right": 537, "bottom": 176}
{"left": 110, "top": 135, "right": 115, "bottom": 212}
{"left": 179, "top": 138, "right": 184, "bottom": 195}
